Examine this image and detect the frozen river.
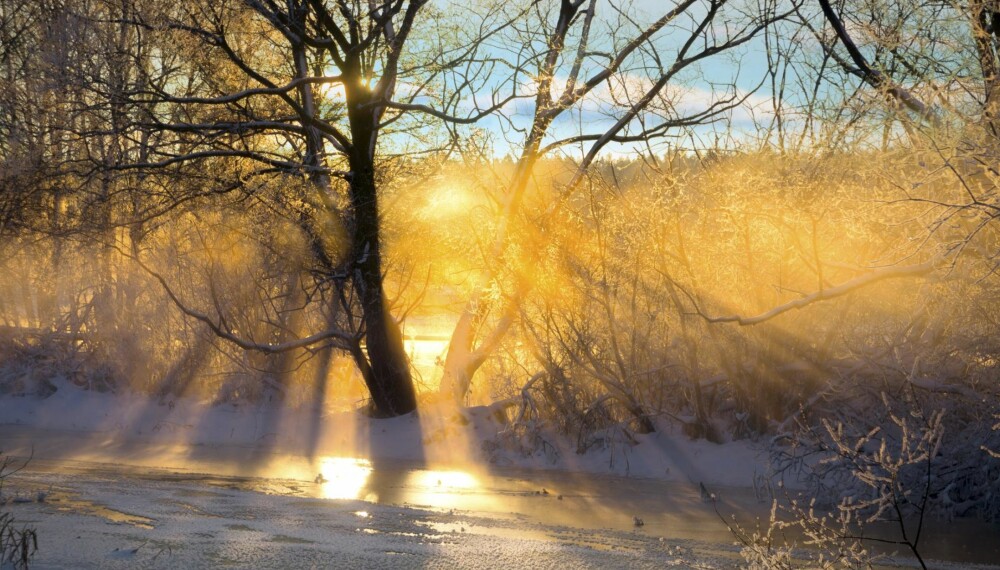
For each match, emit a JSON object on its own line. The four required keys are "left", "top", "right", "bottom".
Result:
{"left": 2, "top": 425, "right": 998, "bottom": 568}
{"left": 4, "top": 459, "right": 744, "bottom": 568}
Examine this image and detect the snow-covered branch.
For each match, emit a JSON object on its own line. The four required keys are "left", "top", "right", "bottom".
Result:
{"left": 126, "top": 252, "right": 357, "bottom": 355}
{"left": 694, "top": 258, "right": 941, "bottom": 326}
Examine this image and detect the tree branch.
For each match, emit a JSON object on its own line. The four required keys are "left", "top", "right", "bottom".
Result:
{"left": 692, "top": 258, "right": 941, "bottom": 326}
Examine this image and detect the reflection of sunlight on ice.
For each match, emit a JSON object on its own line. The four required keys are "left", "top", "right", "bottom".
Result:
{"left": 318, "top": 457, "right": 373, "bottom": 500}
{"left": 411, "top": 469, "right": 478, "bottom": 490}
{"left": 312, "top": 460, "right": 483, "bottom": 509}
{"left": 398, "top": 467, "right": 487, "bottom": 511}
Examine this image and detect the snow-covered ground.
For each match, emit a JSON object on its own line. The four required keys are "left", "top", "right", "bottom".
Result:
{"left": 0, "top": 381, "right": 767, "bottom": 487}
{"left": 2, "top": 384, "right": 998, "bottom": 568}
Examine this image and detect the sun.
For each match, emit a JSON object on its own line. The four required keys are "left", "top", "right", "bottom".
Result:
{"left": 423, "top": 183, "right": 477, "bottom": 218}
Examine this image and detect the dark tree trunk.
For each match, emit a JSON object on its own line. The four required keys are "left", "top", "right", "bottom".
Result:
{"left": 973, "top": 3, "right": 1000, "bottom": 132}
{"left": 345, "top": 82, "right": 416, "bottom": 417}
{"left": 290, "top": 41, "right": 417, "bottom": 416}
{"left": 347, "top": 158, "right": 417, "bottom": 416}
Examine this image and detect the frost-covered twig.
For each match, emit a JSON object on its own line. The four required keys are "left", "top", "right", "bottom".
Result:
{"left": 985, "top": 416, "right": 1000, "bottom": 459}
{"left": 0, "top": 452, "right": 38, "bottom": 570}
{"left": 689, "top": 258, "right": 940, "bottom": 326}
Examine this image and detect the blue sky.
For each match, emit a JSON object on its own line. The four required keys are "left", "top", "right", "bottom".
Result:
{"left": 421, "top": 0, "right": 781, "bottom": 157}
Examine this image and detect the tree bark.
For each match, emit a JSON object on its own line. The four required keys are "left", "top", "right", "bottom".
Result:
{"left": 291, "top": 39, "right": 417, "bottom": 416}
{"left": 972, "top": 2, "right": 1000, "bottom": 132}
{"left": 346, "top": 80, "right": 416, "bottom": 417}
{"left": 347, "top": 158, "right": 416, "bottom": 416}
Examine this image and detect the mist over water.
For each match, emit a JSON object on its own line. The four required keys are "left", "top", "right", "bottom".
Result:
{"left": 2, "top": 0, "right": 1000, "bottom": 567}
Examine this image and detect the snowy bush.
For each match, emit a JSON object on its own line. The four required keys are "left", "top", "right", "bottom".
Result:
{"left": 0, "top": 453, "right": 37, "bottom": 570}
{"left": 728, "top": 391, "right": 995, "bottom": 570}
{"left": 724, "top": 395, "right": 946, "bottom": 568}
{"left": 721, "top": 497, "right": 880, "bottom": 569}
{"left": 0, "top": 332, "right": 112, "bottom": 397}
{"left": 777, "top": 388, "right": 1000, "bottom": 523}
{"left": 0, "top": 512, "right": 36, "bottom": 570}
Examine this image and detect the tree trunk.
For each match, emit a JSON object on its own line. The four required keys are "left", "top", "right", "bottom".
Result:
{"left": 293, "top": 45, "right": 417, "bottom": 417}
{"left": 345, "top": 82, "right": 416, "bottom": 416}
{"left": 440, "top": 310, "right": 477, "bottom": 404}
{"left": 438, "top": 119, "right": 551, "bottom": 404}
{"left": 973, "top": 3, "right": 1000, "bottom": 133}
{"left": 347, "top": 158, "right": 417, "bottom": 416}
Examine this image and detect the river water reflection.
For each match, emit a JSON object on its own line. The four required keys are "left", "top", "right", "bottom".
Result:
{"left": 4, "top": 425, "right": 999, "bottom": 567}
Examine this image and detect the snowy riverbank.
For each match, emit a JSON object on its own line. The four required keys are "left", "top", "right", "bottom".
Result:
{"left": 4, "top": 385, "right": 999, "bottom": 568}
{"left": 0, "top": 381, "right": 768, "bottom": 488}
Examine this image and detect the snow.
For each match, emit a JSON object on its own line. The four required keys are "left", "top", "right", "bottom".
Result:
{"left": 3, "top": 463, "right": 744, "bottom": 569}
{"left": 3, "top": 458, "right": 995, "bottom": 569}
{"left": 0, "top": 384, "right": 769, "bottom": 568}
{"left": 3, "top": 384, "right": 997, "bottom": 568}
{"left": 0, "top": 380, "right": 767, "bottom": 488}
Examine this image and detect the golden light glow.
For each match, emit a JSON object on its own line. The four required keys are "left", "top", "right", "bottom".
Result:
{"left": 404, "top": 337, "right": 449, "bottom": 384}
{"left": 422, "top": 184, "right": 477, "bottom": 218}
{"left": 316, "top": 82, "right": 347, "bottom": 101}
{"left": 2, "top": 147, "right": 975, "bottom": 510}
{"left": 311, "top": 458, "right": 484, "bottom": 511}
{"left": 411, "top": 469, "right": 478, "bottom": 490}
{"left": 401, "top": 315, "right": 454, "bottom": 388}
{"left": 317, "top": 457, "right": 374, "bottom": 500}
{"left": 390, "top": 467, "right": 486, "bottom": 511}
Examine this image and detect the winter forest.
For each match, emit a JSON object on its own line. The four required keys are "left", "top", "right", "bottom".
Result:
{"left": 1, "top": 0, "right": 999, "bottom": 568}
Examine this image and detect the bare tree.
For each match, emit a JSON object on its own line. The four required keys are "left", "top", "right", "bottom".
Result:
{"left": 438, "top": 0, "right": 793, "bottom": 405}
{"left": 110, "top": 0, "right": 486, "bottom": 416}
